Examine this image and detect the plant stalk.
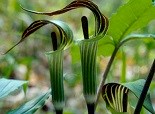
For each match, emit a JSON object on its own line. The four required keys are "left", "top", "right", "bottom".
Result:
{"left": 95, "top": 38, "right": 140, "bottom": 109}
{"left": 56, "top": 110, "right": 63, "bottom": 114}
{"left": 87, "top": 103, "right": 95, "bottom": 114}
{"left": 95, "top": 46, "right": 118, "bottom": 109}
{"left": 47, "top": 32, "right": 65, "bottom": 113}
{"left": 81, "top": 16, "right": 96, "bottom": 114}
{"left": 134, "top": 59, "right": 155, "bottom": 114}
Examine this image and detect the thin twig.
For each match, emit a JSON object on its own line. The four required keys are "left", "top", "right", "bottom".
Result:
{"left": 134, "top": 59, "right": 155, "bottom": 114}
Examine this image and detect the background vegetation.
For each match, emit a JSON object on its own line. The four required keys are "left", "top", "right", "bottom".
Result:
{"left": 0, "top": 0, "right": 155, "bottom": 114}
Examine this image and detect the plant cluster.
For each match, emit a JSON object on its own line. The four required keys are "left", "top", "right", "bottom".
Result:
{"left": 0, "top": 0, "right": 155, "bottom": 114}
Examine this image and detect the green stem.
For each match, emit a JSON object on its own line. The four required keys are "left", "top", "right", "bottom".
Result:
{"left": 87, "top": 103, "right": 95, "bottom": 114}
{"left": 95, "top": 37, "right": 139, "bottom": 109}
{"left": 95, "top": 47, "right": 118, "bottom": 109}
{"left": 95, "top": 35, "right": 155, "bottom": 110}
{"left": 134, "top": 59, "right": 155, "bottom": 114}
{"left": 56, "top": 110, "right": 63, "bottom": 114}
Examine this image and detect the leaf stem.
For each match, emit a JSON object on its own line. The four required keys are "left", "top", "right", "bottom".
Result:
{"left": 95, "top": 34, "right": 155, "bottom": 110}
{"left": 134, "top": 59, "right": 155, "bottom": 114}
{"left": 95, "top": 46, "right": 118, "bottom": 109}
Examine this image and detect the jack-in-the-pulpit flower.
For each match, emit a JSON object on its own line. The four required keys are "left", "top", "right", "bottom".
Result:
{"left": 19, "top": 0, "right": 108, "bottom": 113}
{"left": 4, "top": 20, "right": 73, "bottom": 114}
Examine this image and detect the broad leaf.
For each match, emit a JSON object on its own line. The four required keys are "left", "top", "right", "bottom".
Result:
{"left": 99, "top": 0, "right": 155, "bottom": 56}
{"left": 108, "top": 0, "right": 155, "bottom": 43}
{"left": 0, "top": 78, "right": 27, "bottom": 99}
{"left": 98, "top": 35, "right": 115, "bottom": 56}
{"left": 98, "top": 33, "right": 155, "bottom": 56}
{"left": 8, "top": 90, "right": 51, "bottom": 114}
{"left": 123, "top": 79, "right": 155, "bottom": 114}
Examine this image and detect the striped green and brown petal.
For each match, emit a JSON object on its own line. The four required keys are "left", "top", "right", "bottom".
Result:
{"left": 44, "top": 20, "right": 73, "bottom": 112}
{"left": 21, "top": 0, "right": 108, "bottom": 36}
{"left": 102, "top": 79, "right": 155, "bottom": 114}
{"left": 102, "top": 83, "right": 129, "bottom": 113}
{"left": 4, "top": 20, "right": 73, "bottom": 54}
{"left": 20, "top": 0, "right": 108, "bottom": 113}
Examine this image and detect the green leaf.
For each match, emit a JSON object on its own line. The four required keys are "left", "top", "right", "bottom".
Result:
{"left": 70, "top": 44, "right": 80, "bottom": 64}
{"left": 99, "top": 0, "right": 155, "bottom": 56}
{"left": 108, "top": 0, "right": 155, "bottom": 43}
{"left": 98, "top": 35, "right": 115, "bottom": 56}
{"left": 102, "top": 83, "right": 129, "bottom": 112}
{"left": 123, "top": 79, "right": 155, "bottom": 114}
{"left": 99, "top": 33, "right": 155, "bottom": 56}
{"left": 8, "top": 90, "right": 51, "bottom": 114}
{"left": 0, "top": 78, "right": 27, "bottom": 99}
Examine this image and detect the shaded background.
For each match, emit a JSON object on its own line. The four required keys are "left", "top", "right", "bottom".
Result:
{"left": 0, "top": 0, "right": 155, "bottom": 113}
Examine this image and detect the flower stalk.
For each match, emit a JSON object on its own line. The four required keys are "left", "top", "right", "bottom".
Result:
{"left": 79, "top": 16, "right": 98, "bottom": 114}
{"left": 46, "top": 32, "right": 64, "bottom": 114}
{"left": 46, "top": 50, "right": 64, "bottom": 113}
{"left": 134, "top": 59, "right": 155, "bottom": 114}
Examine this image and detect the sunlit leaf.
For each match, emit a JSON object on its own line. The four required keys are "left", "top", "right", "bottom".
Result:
{"left": 99, "top": 0, "right": 155, "bottom": 56}
{"left": 0, "top": 78, "right": 27, "bottom": 99}
{"left": 8, "top": 90, "right": 51, "bottom": 114}
{"left": 98, "top": 35, "right": 115, "bottom": 56}
{"left": 99, "top": 33, "right": 155, "bottom": 56}
{"left": 108, "top": 0, "right": 155, "bottom": 43}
